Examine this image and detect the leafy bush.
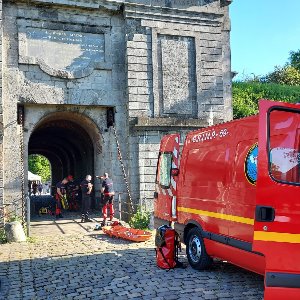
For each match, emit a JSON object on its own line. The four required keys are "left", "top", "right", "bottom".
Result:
{"left": 129, "top": 207, "right": 151, "bottom": 229}
{"left": 233, "top": 82, "right": 300, "bottom": 119}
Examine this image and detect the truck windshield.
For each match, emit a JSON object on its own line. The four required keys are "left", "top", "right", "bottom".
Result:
{"left": 268, "top": 108, "right": 300, "bottom": 184}
{"left": 158, "top": 153, "right": 172, "bottom": 188}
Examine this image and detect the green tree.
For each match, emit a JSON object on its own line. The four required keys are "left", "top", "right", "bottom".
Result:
{"left": 289, "top": 49, "right": 300, "bottom": 71}
{"left": 28, "top": 154, "right": 51, "bottom": 182}
{"left": 264, "top": 49, "right": 300, "bottom": 86}
{"left": 233, "top": 82, "right": 300, "bottom": 119}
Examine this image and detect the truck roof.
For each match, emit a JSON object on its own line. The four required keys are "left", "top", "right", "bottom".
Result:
{"left": 184, "top": 114, "right": 259, "bottom": 146}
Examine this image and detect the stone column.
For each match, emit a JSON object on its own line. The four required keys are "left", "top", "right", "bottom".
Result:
{"left": 221, "top": 3, "right": 233, "bottom": 121}
{"left": 0, "top": 0, "right": 3, "bottom": 212}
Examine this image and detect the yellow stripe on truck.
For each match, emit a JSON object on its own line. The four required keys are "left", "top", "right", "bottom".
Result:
{"left": 254, "top": 231, "right": 300, "bottom": 244}
{"left": 177, "top": 206, "right": 254, "bottom": 225}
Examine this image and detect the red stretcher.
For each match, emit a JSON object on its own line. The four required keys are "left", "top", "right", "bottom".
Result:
{"left": 102, "top": 225, "right": 152, "bottom": 242}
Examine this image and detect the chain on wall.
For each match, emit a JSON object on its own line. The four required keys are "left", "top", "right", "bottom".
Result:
{"left": 18, "top": 108, "right": 26, "bottom": 226}
{"left": 112, "top": 125, "right": 134, "bottom": 213}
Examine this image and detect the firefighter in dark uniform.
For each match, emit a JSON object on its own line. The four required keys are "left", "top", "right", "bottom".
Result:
{"left": 100, "top": 172, "right": 115, "bottom": 226}
{"left": 80, "top": 175, "right": 93, "bottom": 222}
{"left": 55, "top": 177, "right": 69, "bottom": 219}
{"left": 66, "top": 175, "right": 79, "bottom": 211}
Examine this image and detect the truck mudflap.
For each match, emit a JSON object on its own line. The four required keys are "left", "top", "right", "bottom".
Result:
{"left": 254, "top": 100, "right": 300, "bottom": 300}
{"left": 174, "top": 222, "right": 185, "bottom": 243}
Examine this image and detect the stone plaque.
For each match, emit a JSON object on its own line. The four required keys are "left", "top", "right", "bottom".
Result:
{"left": 19, "top": 28, "right": 105, "bottom": 78}
{"left": 158, "top": 35, "right": 196, "bottom": 116}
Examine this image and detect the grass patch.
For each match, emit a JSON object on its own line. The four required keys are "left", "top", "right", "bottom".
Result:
{"left": 27, "top": 236, "right": 38, "bottom": 243}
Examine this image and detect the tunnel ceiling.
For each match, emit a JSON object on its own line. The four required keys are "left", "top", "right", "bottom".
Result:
{"left": 29, "top": 119, "right": 94, "bottom": 181}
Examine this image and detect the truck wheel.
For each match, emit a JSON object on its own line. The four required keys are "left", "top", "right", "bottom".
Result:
{"left": 186, "top": 227, "right": 212, "bottom": 270}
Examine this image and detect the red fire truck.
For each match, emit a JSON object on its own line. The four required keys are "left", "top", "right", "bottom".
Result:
{"left": 154, "top": 100, "right": 300, "bottom": 300}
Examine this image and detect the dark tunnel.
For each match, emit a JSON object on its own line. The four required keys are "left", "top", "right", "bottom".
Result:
{"left": 28, "top": 118, "right": 94, "bottom": 193}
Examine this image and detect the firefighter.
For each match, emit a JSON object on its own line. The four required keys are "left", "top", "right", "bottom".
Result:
{"left": 80, "top": 175, "right": 93, "bottom": 222}
{"left": 100, "top": 172, "right": 115, "bottom": 226}
{"left": 55, "top": 177, "right": 69, "bottom": 219}
{"left": 66, "top": 175, "right": 79, "bottom": 211}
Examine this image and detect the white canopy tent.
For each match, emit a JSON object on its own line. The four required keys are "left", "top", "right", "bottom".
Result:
{"left": 28, "top": 171, "right": 42, "bottom": 182}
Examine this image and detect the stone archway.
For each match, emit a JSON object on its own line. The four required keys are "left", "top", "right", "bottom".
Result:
{"left": 26, "top": 109, "right": 104, "bottom": 205}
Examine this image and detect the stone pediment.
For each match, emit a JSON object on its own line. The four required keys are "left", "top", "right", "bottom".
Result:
{"left": 23, "top": 0, "right": 230, "bottom": 11}
{"left": 19, "top": 0, "right": 123, "bottom": 11}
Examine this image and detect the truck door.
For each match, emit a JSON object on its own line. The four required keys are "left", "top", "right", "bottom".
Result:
{"left": 154, "top": 134, "right": 180, "bottom": 222}
{"left": 254, "top": 100, "right": 300, "bottom": 300}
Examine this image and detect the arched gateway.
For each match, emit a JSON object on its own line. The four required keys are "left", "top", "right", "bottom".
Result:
{"left": 0, "top": 0, "right": 232, "bottom": 224}
{"left": 27, "top": 111, "right": 100, "bottom": 192}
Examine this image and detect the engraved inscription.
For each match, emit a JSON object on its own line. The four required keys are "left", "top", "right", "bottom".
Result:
{"left": 158, "top": 35, "right": 196, "bottom": 116}
{"left": 22, "top": 28, "right": 105, "bottom": 77}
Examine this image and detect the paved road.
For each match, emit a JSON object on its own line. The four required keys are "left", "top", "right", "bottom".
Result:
{"left": 0, "top": 215, "right": 264, "bottom": 300}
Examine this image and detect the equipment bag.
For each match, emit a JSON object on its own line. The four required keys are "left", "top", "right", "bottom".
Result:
{"left": 155, "top": 225, "right": 180, "bottom": 270}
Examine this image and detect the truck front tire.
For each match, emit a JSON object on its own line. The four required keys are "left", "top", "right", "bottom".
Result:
{"left": 186, "top": 227, "right": 212, "bottom": 270}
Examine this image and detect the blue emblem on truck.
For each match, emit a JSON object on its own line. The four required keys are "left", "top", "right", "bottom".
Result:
{"left": 245, "top": 143, "right": 258, "bottom": 185}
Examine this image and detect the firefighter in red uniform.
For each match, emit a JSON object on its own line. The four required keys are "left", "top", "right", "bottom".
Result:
{"left": 55, "top": 177, "right": 69, "bottom": 219}
{"left": 100, "top": 173, "right": 115, "bottom": 226}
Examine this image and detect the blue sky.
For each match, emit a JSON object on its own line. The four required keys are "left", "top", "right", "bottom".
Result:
{"left": 230, "top": 0, "right": 300, "bottom": 80}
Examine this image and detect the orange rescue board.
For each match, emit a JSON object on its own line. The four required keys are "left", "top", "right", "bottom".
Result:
{"left": 102, "top": 225, "right": 152, "bottom": 242}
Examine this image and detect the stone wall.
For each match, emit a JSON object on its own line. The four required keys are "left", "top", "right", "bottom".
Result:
{"left": 0, "top": 0, "right": 232, "bottom": 216}
{"left": 2, "top": 0, "right": 128, "bottom": 205}
{"left": 124, "top": 0, "right": 232, "bottom": 208}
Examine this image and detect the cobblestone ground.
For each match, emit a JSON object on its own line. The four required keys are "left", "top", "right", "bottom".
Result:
{"left": 0, "top": 215, "right": 264, "bottom": 300}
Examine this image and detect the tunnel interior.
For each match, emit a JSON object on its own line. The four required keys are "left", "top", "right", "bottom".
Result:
{"left": 28, "top": 118, "right": 94, "bottom": 192}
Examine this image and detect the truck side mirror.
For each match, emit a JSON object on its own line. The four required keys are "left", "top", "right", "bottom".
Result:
{"left": 171, "top": 168, "right": 179, "bottom": 176}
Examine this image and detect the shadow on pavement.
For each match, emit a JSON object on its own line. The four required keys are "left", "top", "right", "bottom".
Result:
{"left": 0, "top": 236, "right": 264, "bottom": 300}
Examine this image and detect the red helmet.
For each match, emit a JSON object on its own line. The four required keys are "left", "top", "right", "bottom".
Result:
{"left": 67, "top": 175, "right": 73, "bottom": 181}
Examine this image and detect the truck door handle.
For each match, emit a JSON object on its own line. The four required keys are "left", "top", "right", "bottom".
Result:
{"left": 255, "top": 206, "right": 275, "bottom": 222}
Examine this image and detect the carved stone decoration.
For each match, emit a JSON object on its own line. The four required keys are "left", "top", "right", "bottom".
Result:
{"left": 158, "top": 35, "right": 197, "bottom": 116}
{"left": 19, "top": 28, "right": 105, "bottom": 79}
